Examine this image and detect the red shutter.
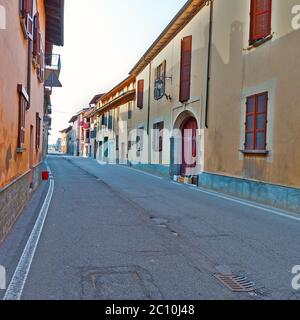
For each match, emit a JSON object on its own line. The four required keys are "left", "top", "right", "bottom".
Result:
{"left": 250, "top": 0, "right": 272, "bottom": 42}
{"left": 180, "top": 36, "right": 192, "bottom": 103}
{"left": 137, "top": 80, "right": 144, "bottom": 109}
{"left": 245, "top": 92, "right": 268, "bottom": 150}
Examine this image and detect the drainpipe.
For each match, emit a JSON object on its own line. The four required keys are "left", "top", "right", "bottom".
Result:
{"left": 26, "top": 36, "right": 32, "bottom": 108}
{"left": 205, "top": 0, "right": 214, "bottom": 129}
{"left": 147, "top": 61, "right": 152, "bottom": 164}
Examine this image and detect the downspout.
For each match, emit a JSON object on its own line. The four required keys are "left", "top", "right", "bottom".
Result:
{"left": 147, "top": 61, "right": 152, "bottom": 163}
{"left": 205, "top": 0, "right": 214, "bottom": 129}
{"left": 27, "top": 34, "right": 32, "bottom": 108}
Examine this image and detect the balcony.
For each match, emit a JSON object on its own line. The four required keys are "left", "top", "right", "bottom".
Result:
{"left": 44, "top": 54, "right": 62, "bottom": 88}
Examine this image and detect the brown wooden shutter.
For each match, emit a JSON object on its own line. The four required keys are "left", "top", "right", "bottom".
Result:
{"left": 33, "top": 12, "right": 41, "bottom": 57}
{"left": 17, "top": 85, "right": 28, "bottom": 149}
{"left": 179, "top": 36, "right": 192, "bottom": 103}
{"left": 250, "top": 0, "right": 272, "bottom": 43}
{"left": 25, "top": 0, "right": 33, "bottom": 15}
{"left": 36, "top": 113, "right": 41, "bottom": 149}
{"left": 137, "top": 80, "right": 144, "bottom": 109}
{"left": 162, "top": 60, "right": 167, "bottom": 94}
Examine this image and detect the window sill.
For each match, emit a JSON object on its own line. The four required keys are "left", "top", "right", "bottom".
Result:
{"left": 240, "top": 150, "right": 269, "bottom": 156}
{"left": 246, "top": 34, "right": 273, "bottom": 51}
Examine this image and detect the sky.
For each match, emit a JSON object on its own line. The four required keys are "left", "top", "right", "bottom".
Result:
{"left": 49, "top": 0, "right": 187, "bottom": 144}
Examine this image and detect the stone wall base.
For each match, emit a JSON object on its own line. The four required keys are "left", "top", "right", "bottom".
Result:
{"left": 129, "top": 163, "right": 170, "bottom": 178}
{"left": 198, "top": 172, "right": 300, "bottom": 213}
{"left": 0, "top": 163, "right": 44, "bottom": 243}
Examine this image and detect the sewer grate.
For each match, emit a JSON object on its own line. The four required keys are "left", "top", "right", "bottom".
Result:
{"left": 215, "top": 274, "right": 255, "bottom": 293}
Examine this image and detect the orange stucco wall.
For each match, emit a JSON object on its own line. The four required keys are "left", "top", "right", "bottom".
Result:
{"left": 0, "top": 0, "right": 46, "bottom": 189}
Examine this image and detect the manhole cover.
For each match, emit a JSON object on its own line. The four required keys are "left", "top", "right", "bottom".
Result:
{"left": 215, "top": 274, "right": 255, "bottom": 292}
{"left": 81, "top": 266, "right": 162, "bottom": 300}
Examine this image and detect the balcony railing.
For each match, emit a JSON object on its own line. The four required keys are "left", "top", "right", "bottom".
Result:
{"left": 45, "top": 54, "right": 61, "bottom": 73}
{"left": 44, "top": 54, "right": 62, "bottom": 88}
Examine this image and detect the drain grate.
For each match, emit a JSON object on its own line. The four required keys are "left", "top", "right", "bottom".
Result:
{"left": 215, "top": 274, "right": 255, "bottom": 293}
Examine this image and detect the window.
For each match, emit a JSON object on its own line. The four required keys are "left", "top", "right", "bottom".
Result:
{"left": 101, "top": 114, "right": 107, "bottom": 127}
{"left": 153, "top": 122, "right": 164, "bottom": 152}
{"left": 245, "top": 92, "right": 268, "bottom": 151}
{"left": 19, "top": 0, "right": 34, "bottom": 39}
{"left": 137, "top": 80, "right": 144, "bottom": 109}
{"left": 136, "top": 127, "right": 144, "bottom": 157}
{"left": 180, "top": 36, "right": 192, "bottom": 103}
{"left": 250, "top": 0, "right": 272, "bottom": 44}
{"left": 154, "top": 61, "right": 166, "bottom": 100}
{"left": 128, "top": 102, "right": 133, "bottom": 119}
{"left": 116, "top": 135, "right": 119, "bottom": 151}
{"left": 36, "top": 113, "right": 41, "bottom": 150}
{"left": 108, "top": 111, "right": 113, "bottom": 130}
{"left": 33, "top": 12, "right": 45, "bottom": 82}
{"left": 17, "top": 85, "right": 29, "bottom": 150}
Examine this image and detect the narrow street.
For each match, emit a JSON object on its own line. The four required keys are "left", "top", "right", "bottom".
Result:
{"left": 1, "top": 155, "right": 299, "bottom": 300}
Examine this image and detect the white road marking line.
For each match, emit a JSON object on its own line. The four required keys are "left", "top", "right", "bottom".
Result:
{"left": 3, "top": 162, "right": 55, "bottom": 300}
{"left": 188, "top": 186, "right": 300, "bottom": 223}
{"left": 123, "top": 166, "right": 163, "bottom": 180}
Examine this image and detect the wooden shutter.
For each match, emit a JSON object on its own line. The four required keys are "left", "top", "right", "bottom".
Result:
{"left": 158, "top": 122, "right": 164, "bottom": 152}
{"left": 128, "top": 102, "right": 132, "bottom": 119}
{"left": 245, "top": 92, "right": 268, "bottom": 150}
{"left": 33, "top": 12, "right": 41, "bottom": 57}
{"left": 26, "top": 0, "right": 34, "bottom": 39}
{"left": 250, "top": 0, "right": 272, "bottom": 43}
{"left": 36, "top": 113, "right": 41, "bottom": 150}
{"left": 20, "top": 0, "right": 33, "bottom": 17}
{"left": 137, "top": 80, "right": 144, "bottom": 109}
{"left": 17, "top": 85, "right": 28, "bottom": 150}
{"left": 180, "top": 36, "right": 192, "bottom": 103}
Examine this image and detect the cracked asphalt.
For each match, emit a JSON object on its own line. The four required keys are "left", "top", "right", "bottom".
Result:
{"left": 1, "top": 155, "right": 300, "bottom": 300}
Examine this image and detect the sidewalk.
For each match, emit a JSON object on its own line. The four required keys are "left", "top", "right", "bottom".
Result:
{"left": 0, "top": 178, "right": 49, "bottom": 299}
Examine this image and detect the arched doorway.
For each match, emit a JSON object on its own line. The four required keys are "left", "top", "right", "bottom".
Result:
{"left": 181, "top": 117, "right": 198, "bottom": 176}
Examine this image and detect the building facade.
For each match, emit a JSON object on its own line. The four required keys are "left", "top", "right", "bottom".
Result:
{"left": 127, "top": 0, "right": 300, "bottom": 211}
{"left": 0, "top": 0, "right": 64, "bottom": 242}
{"left": 63, "top": 0, "right": 300, "bottom": 212}
{"left": 91, "top": 76, "right": 136, "bottom": 164}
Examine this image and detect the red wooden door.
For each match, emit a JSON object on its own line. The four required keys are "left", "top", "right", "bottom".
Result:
{"left": 181, "top": 118, "right": 197, "bottom": 176}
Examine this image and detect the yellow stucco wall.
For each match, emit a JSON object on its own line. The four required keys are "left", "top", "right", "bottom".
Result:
{"left": 205, "top": 0, "right": 300, "bottom": 188}
{"left": 132, "top": 4, "right": 210, "bottom": 170}
{"left": 0, "top": 0, "right": 46, "bottom": 189}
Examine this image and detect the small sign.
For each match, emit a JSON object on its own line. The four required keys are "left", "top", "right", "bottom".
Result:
{"left": 154, "top": 79, "right": 165, "bottom": 100}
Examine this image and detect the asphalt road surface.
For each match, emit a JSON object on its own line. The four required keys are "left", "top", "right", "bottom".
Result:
{"left": 1, "top": 155, "right": 300, "bottom": 300}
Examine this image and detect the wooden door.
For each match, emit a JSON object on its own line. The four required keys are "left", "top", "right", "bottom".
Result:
{"left": 181, "top": 118, "right": 197, "bottom": 176}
